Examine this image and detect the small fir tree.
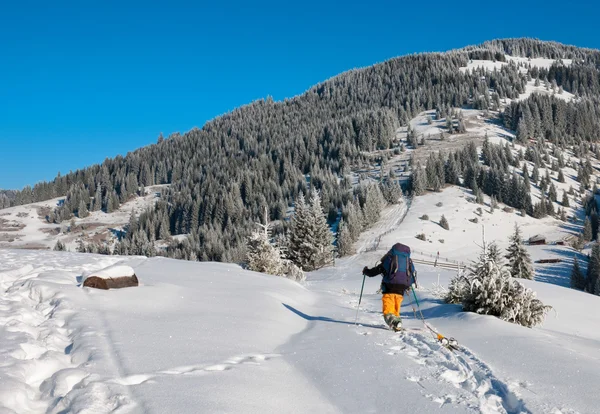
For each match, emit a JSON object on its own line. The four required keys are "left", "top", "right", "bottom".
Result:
{"left": 506, "top": 224, "right": 534, "bottom": 280}
{"left": 570, "top": 257, "right": 586, "bottom": 290}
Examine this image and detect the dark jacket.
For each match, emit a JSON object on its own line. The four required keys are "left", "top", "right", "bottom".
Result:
{"left": 363, "top": 259, "right": 415, "bottom": 295}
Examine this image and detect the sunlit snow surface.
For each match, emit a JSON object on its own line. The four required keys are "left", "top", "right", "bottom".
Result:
{"left": 2, "top": 193, "right": 599, "bottom": 413}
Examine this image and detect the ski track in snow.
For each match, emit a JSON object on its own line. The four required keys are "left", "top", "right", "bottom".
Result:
{"left": 355, "top": 314, "right": 531, "bottom": 414}
{"left": 112, "top": 353, "right": 280, "bottom": 386}
{"left": 354, "top": 197, "right": 409, "bottom": 256}
{"left": 344, "top": 201, "right": 576, "bottom": 414}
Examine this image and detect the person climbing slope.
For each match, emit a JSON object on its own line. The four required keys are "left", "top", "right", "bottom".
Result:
{"left": 363, "top": 242, "right": 416, "bottom": 331}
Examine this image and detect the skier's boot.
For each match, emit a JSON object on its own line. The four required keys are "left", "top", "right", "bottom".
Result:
{"left": 384, "top": 313, "right": 397, "bottom": 330}
{"left": 384, "top": 314, "right": 402, "bottom": 331}
{"left": 391, "top": 316, "right": 403, "bottom": 332}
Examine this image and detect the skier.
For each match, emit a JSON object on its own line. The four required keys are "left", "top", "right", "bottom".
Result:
{"left": 362, "top": 243, "right": 416, "bottom": 331}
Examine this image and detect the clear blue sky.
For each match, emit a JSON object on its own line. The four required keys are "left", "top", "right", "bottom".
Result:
{"left": 1, "top": 0, "right": 599, "bottom": 190}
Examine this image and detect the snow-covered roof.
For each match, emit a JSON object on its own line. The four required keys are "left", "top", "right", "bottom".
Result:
{"left": 529, "top": 234, "right": 546, "bottom": 242}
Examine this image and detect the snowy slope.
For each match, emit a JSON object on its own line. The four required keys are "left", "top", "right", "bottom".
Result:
{"left": 2, "top": 187, "right": 600, "bottom": 413}
{"left": 459, "top": 55, "right": 576, "bottom": 103}
{"left": 0, "top": 186, "right": 167, "bottom": 252}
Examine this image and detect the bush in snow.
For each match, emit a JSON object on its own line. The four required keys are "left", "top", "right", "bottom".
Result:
{"left": 455, "top": 247, "right": 551, "bottom": 328}
{"left": 436, "top": 202, "right": 443, "bottom": 207}
{"left": 420, "top": 214, "right": 429, "bottom": 220}
{"left": 440, "top": 215, "right": 449, "bottom": 230}
{"left": 506, "top": 224, "right": 534, "bottom": 280}
{"left": 445, "top": 268, "right": 469, "bottom": 304}
{"left": 416, "top": 233, "right": 426, "bottom": 241}
{"left": 53, "top": 240, "right": 66, "bottom": 251}
{"left": 469, "top": 217, "right": 479, "bottom": 224}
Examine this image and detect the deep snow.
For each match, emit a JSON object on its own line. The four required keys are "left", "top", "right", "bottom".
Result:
{"left": 2, "top": 188, "right": 599, "bottom": 413}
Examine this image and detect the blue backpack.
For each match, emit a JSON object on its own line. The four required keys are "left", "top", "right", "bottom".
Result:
{"left": 380, "top": 243, "right": 413, "bottom": 287}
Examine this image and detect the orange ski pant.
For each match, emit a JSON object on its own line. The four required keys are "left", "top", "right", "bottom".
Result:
{"left": 382, "top": 293, "right": 403, "bottom": 317}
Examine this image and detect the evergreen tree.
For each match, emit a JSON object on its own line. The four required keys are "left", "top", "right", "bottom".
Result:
{"left": 246, "top": 210, "right": 286, "bottom": 276}
{"left": 78, "top": 199, "right": 89, "bottom": 218}
{"left": 440, "top": 214, "right": 450, "bottom": 230}
{"left": 53, "top": 240, "right": 66, "bottom": 251}
{"left": 570, "top": 257, "right": 586, "bottom": 290}
{"left": 583, "top": 217, "right": 593, "bottom": 242}
{"left": 411, "top": 162, "right": 427, "bottom": 196}
{"left": 336, "top": 219, "right": 355, "bottom": 257}
{"left": 487, "top": 242, "right": 504, "bottom": 266}
{"left": 562, "top": 191, "right": 570, "bottom": 208}
{"left": 288, "top": 191, "right": 334, "bottom": 271}
{"left": 522, "top": 164, "right": 531, "bottom": 191}
{"left": 558, "top": 169, "right": 565, "bottom": 183}
{"left": 586, "top": 244, "right": 600, "bottom": 293}
{"left": 548, "top": 183, "right": 557, "bottom": 202}
{"left": 506, "top": 224, "right": 534, "bottom": 280}
{"left": 532, "top": 167, "right": 539, "bottom": 184}
{"left": 461, "top": 244, "right": 550, "bottom": 327}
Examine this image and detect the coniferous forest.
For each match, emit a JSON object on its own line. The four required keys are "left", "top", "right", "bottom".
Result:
{"left": 3, "top": 38, "right": 600, "bottom": 271}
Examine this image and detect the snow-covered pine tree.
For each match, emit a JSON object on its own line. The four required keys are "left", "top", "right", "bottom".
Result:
{"left": 53, "top": 240, "right": 66, "bottom": 251}
{"left": 362, "top": 184, "right": 385, "bottom": 226}
{"left": 308, "top": 189, "right": 335, "bottom": 269}
{"left": 411, "top": 162, "right": 426, "bottom": 196}
{"left": 583, "top": 217, "right": 593, "bottom": 241}
{"left": 78, "top": 199, "right": 89, "bottom": 218}
{"left": 289, "top": 190, "right": 334, "bottom": 271}
{"left": 506, "top": 224, "right": 534, "bottom": 279}
{"left": 462, "top": 245, "right": 551, "bottom": 327}
{"left": 380, "top": 174, "right": 403, "bottom": 204}
{"left": 344, "top": 200, "right": 362, "bottom": 241}
{"left": 440, "top": 214, "right": 450, "bottom": 230}
{"left": 487, "top": 242, "right": 504, "bottom": 266}
{"left": 548, "top": 183, "right": 557, "bottom": 202}
{"left": 288, "top": 193, "right": 311, "bottom": 268}
{"left": 562, "top": 191, "right": 570, "bottom": 208}
{"left": 445, "top": 268, "right": 469, "bottom": 304}
{"left": 246, "top": 224, "right": 284, "bottom": 276}
{"left": 570, "top": 256, "right": 586, "bottom": 290}
{"left": 586, "top": 243, "right": 600, "bottom": 293}
{"left": 336, "top": 218, "right": 355, "bottom": 257}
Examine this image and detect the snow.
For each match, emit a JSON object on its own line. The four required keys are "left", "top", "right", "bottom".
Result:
{"left": 2, "top": 184, "right": 600, "bottom": 413}
{"left": 459, "top": 55, "right": 573, "bottom": 74}
{"left": 459, "top": 55, "right": 576, "bottom": 104}
{"left": 81, "top": 264, "right": 135, "bottom": 283}
{"left": 2, "top": 127, "right": 600, "bottom": 413}
{"left": 0, "top": 185, "right": 167, "bottom": 252}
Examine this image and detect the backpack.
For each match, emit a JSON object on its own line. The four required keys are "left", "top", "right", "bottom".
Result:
{"left": 380, "top": 243, "right": 412, "bottom": 287}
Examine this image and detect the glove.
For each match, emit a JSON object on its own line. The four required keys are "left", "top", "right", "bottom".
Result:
{"left": 362, "top": 266, "right": 368, "bottom": 275}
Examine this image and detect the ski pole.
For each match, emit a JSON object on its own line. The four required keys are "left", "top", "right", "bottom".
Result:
{"left": 354, "top": 275, "right": 366, "bottom": 325}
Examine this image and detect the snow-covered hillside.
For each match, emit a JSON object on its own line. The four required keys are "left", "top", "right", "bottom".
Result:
{"left": 0, "top": 186, "right": 166, "bottom": 252}
{"left": 460, "top": 55, "right": 576, "bottom": 103}
{"left": 2, "top": 187, "right": 599, "bottom": 413}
